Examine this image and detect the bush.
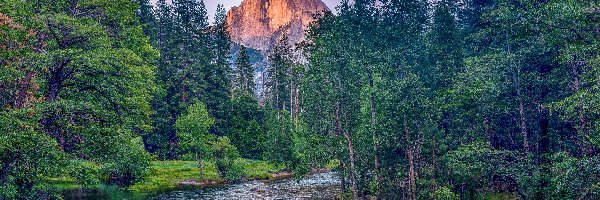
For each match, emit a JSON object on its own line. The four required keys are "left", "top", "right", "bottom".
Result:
{"left": 445, "top": 142, "right": 536, "bottom": 199}
{"left": 433, "top": 186, "right": 460, "bottom": 200}
{"left": 87, "top": 131, "right": 151, "bottom": 186}
{"left": 0, "top": 108, "right": 67, "bottom": 199}
{"left": 212, "top": 137, "right": 243, "bottom": 181}
{"left": 548, "top": 152, "right": 600, "bottom": 199}
{"left": 68, "top": 160, "right": 100, "bottom": 187}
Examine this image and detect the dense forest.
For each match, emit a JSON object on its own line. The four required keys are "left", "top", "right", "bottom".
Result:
{"left": 1, "top": 0, "right": 600, "bottom": 199}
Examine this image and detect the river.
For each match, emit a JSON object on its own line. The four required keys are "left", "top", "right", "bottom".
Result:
{"left": 63, "top": 172, "right": 340, "bottom": 200}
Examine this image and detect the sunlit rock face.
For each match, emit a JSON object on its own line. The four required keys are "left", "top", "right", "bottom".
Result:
{"left": 226, "top": 0, "right": 329, "bottom": 51}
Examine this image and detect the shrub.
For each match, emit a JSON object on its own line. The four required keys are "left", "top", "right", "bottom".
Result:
{"left": 433, "top": 186, "right": 460, "bottom": 200}
{"left": 212, "top": 136, "right": 243, "bottom": 181}
{"left": 548, "top": 152, "right": 600, "bottom": 199}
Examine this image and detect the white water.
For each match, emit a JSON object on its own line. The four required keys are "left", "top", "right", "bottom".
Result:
{"left": 150, "top": 172, "right": 341, "bottom": 200}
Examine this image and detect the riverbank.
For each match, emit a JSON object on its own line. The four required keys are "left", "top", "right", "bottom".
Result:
{"left": 50, "top": 159, "right": 285, "bottom": 194}
{"left": 129, "top": 159, "right": 285, "bottom": 192}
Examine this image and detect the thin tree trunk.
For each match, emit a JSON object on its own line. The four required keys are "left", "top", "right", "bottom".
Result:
{"left": 339, "top": 156, "right": 347, "bottom": 192}
{"left": 518, "top": 95, "right": 529, "bottom": 152}
{"left": 368, "top": 71, "right": 380, "bottom": 187}
{"left": 196, "top": 152, "right": 204, "bottom": 180}
{"left": 537, "top": 104, "right": 550, "bottom": 199}
{"left": 514, "top": 67, "right": 529, "bottom": 153}
{"left": 404, "top": 117, "right": 417, "bottom": 200}
{"left": 343, "top": 129, "right": 359, "bottom": 200}
{"left": 407, "top": 148, "right": 417, "bottom": 200}
{"left": 290, "top": 79, "right": 293, "bottom": 121}
{"left": 570, "top": 59, "right": 592, "bottom": 155}
{"left": 181, "top": 73, "right": 187, "bottom": 103}
{"left": 335, "top": 104, "right": 359, "bottom": 199}
{"left": 294, "top": 86, "right": 300, "bottom": 125}
{"left": 508, "top": 40, "right": 529, "bottom": 153}
{"left": 431, "top": 130, "right": 437, "bottom": 190}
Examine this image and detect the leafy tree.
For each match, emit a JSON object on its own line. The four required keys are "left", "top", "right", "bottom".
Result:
{"left": 1, "top": 0, "right": 156, "bottom": 187}
{"left": 266, "top": 35, "right": 293, "bottom": 111}
{"left": 175, "top": 102, "right": 215, "bottom": 180}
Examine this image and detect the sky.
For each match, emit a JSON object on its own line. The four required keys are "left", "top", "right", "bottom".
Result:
{"left": 150, "top": 0, "right": 342, "bottom": 22}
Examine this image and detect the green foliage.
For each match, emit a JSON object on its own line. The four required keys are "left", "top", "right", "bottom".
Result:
{"left": 212, "top": 137, "right": 243, "bottom": 182}
{"left": 446, "top": 142, "right": 537, "bottom": 198}
{"left": 263, "top": 109, "right": 294, "bottom": 167}
{"left": 175, "top": 102, "right": 215, "bottom": 162}
{"left": 547, "top": 152, "right": 600, "bottom": 199}
{"left": 432, "top": 186, "right": 460, "bottom": 200}
{"left": 235, "top": 46, "right": 254, "bottom": 95}
{"left": 67, "top": 160, "right": 100, "bottom": 187}
{"left": 1, "top": 0, "right": 157, "bottom": 192}
{"left": 129, "top": 161, "right": 221, "bottom": 192}
{"left": 148, "top": 0, "right": 233, "bottom": 158}
{"left": 229, "top": 95, "right": 266, "bottom": 159}
{"left": 0, "top": 108, "right": 66, "bottom": 199}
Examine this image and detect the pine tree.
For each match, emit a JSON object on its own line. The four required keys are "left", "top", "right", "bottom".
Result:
{"left": 148, "top": 0, "right": 179, "bottom": 159}
{"left": 137, "top": 0, "right": 155, "bottom": 38}
{"left": 235, "top": 46, "right": 254, "bottom": 96}
{"left": 266, "top": 35, "right": 293, "bottom": 111}
{"left": 206, "top": 4, "right": 233, "bottom": 136}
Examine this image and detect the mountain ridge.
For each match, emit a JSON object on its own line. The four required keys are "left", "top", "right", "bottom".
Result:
{"left": 226, "top": 0, "right": 329, "bottom": 51}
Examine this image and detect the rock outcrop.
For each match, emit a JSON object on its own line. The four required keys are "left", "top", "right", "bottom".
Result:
{"left": 226, "top": 0, "right": 329, "bottom": 51}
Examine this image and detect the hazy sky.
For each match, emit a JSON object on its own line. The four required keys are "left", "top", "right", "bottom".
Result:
{"left": 151, "top": 0, "right": 342, "bottom": 22}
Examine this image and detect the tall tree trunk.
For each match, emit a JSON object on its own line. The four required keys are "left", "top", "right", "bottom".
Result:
{"left": 518, "top": 95, "right": 529, "bottom": 152}
{"left": 407, "top": 148, "right": 417, "bottom": 200}
{"left": 514, "top": 66, "right": 529, "bottom": 152}
{"left": 294, "top": 86, "right": 300, "bottom": 125}
{"left": 335, "top": 104, "right": 359, "bottom": 199}
{"left": 368, "top": 71, "right": 380, "bottom": 188}
{"left": 570, "top": 58, "right": 592, "bottom": 155}
{"left": 537, "top": 104, "right": 550, "bottom": 199}
{"left": 339, "top": 156, "right": 347, "bottom": 192}
{"left": 431, "top": 129, "right": 437, "bottom": 190}
{"left": 181, "top": 73, "right": 187, "bottom": 103}
{"left": 343, "top": 129, "right": 359, "bottom": 200}
{"left": 42, "top": 60, "right": 69, "bottom": 149}
{"left": 404, "top": 117, "right": 417, "bottom": 200}
{"left": 290, "top": 79, "right": 293, "bottom": 121}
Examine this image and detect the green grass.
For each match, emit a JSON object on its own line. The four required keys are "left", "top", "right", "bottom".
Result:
{"left": 236, "top": 159, "right": 285, "bottom": 180}
{"left": 129, "top": 159, "right": 284, "bottom": 192}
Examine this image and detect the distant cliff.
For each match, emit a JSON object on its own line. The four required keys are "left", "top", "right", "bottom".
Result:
{"left": 226, "top": 0, "right": 329, "bottom": 51}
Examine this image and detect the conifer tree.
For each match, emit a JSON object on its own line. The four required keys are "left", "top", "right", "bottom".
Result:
{"left": 206, "top": 4, "right": 233, "bottom": 136}
{"left": 235, "top": 46, "right": 254, "bottom": 96}
{"left": 137, "top": 0, "right": 155, "bottom": 38}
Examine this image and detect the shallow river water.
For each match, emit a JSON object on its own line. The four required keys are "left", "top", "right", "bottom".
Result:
{"left": 63, "top": 172, "right": 340, "bottom": 200}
